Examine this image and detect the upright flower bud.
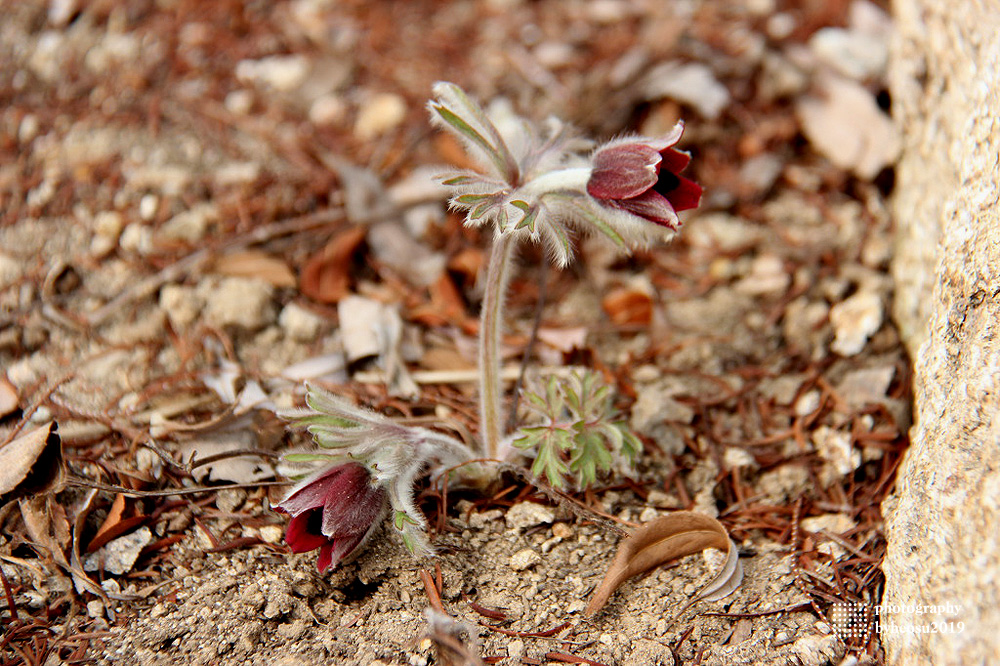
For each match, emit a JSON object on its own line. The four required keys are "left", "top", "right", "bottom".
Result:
{"left": 586, "top": 122, "right": 703, "bottom": 230}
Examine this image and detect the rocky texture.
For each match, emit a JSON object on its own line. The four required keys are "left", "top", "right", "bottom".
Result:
{"left": 884, "top": 1, "right": 1000, "bottom": 664}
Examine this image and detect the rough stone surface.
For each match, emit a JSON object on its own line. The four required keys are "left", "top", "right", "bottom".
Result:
{"left": 884, "top": 2, "right": 1000, "bottom": 664}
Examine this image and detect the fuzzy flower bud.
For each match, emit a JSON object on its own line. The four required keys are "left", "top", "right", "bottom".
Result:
{"left": 586, "top": 122, "right": 703, "bottom": 230}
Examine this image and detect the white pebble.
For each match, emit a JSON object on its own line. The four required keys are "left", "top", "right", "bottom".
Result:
{"left": 279, "top": 302, "right": 326, "bottom": 342}
{"left": 235, "top": 55, "right": 309, "bottom": 92}
{"left": 505, "top": 502, "right": 555, "bottom": 530}
{"left": 200, "top": 277, "right": 276, "bottom": 331}
{"left": 159, "top": 284, "right": 203, "bottom": 330}
{"left": 510, "top": 548, "right": 541, "bottom": 571}
{"left": 830, "top": 291, "right": 883, "bottom": 356}
{"left": 354, "top": 93, "right": 407, "bottom": 140}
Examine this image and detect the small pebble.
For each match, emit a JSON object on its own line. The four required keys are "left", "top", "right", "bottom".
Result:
{"left": 509, "top": 548, "right": 541, "bottom": 571}
{"left": 160, "top": 202, "right": 217, "bottom": 243}
{"left": 159, "top": 284, "right": 203, "bottom": 330}
{"left": 200, "top": 277, "right": 276, "bottom": 331}
{"left": 309, "top": 94, "right": 347, "bottom": 126}
{"left": 236, "top": 55, "right": 309, "bottom": 92}
{"left": 355, "top": 92, "right": 407, "bottom": 140}
{"left": 225, "top": 89, "right": 254, "bottom": 115}
{"left": 279, "top": 302, "right": 325, "bottom": 342}
{"left": 638, "top": 506, "right": 659, "bottom": 523}
{"left": 830, "top": 291, "right": 884, "bottom": 356}
{"left": 505, "top": 501, "right": 555, "bottom": 530}
{"left": 87, "top": 599, "right": 105, "bottom": 619}
{"left": 551, "top": 522, "right": 573, "bottom": 539}
{"left": 139, "top": 194, "right": 159, "bottom": 221}
{"left": 794, "top": 390, "right": 821, "bottom": 417}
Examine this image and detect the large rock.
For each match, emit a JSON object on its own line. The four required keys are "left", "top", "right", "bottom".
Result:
{"left": 884, "top": 1, "right": 1000, "bottom": 664}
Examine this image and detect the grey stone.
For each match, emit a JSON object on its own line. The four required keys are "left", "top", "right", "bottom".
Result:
{"left": 883, "top": 2, "right": 1000, "bottom": 663}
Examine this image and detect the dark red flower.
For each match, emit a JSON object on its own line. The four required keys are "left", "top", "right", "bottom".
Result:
{"left": 276, "top": 462, "right": 387, "bottom": 572}
{"left": 586, "top": 122, "right": 703, "bottom": 230}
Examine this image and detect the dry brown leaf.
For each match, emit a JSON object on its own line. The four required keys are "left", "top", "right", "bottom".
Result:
{"left": 213, "top": 250, "right": 297, "bottom": 288}
{"left": 536, "top": 327, "right": 588, "bottom": 353}
{"left": 585, "top": 511, "right": 735, "bottom": 617}
{"left": 419, "top": 347, "right": 477, "bottom": 373}
{"left": 0, "top": 422, "right": 63, "bottom": 503}
{"left": 434, "top": 133, "right": 482, "bottom": 171}
{"left": 87, "top": 493, "right": 149, "bottom": 553}
{"left": 300, "top": 226, "right": 367, "bottom": 303}
{"left": 410, "top": 272, "right": 469, "bottom": 327}
{"left": 0, "top": 375, "right": 17, "bottom": 417}
{"left": 602, "top": 287, "right": 653, "bottom": 326}
{"left": 19, "top": 494, "right": 70, "bottom": 565}
{"left": 447, "top": 247, "right": 485, "bottom": 286}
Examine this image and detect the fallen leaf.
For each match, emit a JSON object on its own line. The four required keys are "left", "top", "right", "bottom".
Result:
{"left": 0, "top": 422, "right": 63, "bottom": 503}
{"left": 409, "top": 272, "right": 468, "bottom": 327}
{"left": 537, "top": 327, "right": 588, "bottom": 353}
{"left": 585, "top": 511, "right": 739, "bottom": 616}
{"left": 434, "top": 133, "right": 482, "bottom": 171}
{"left": 796, "top": 74, "right": 900, "bottom": 180}
{"left": 214, "top": 250, "right": 297, "bottom": 288}
{"left": 87, "top": 494, "right": 149, "bottom": 553}
{"left": 19, "top": 494, "right": 70, "bottom": 566}
{"left": 602, "top": 287, "right": 653, "bottom": 326}
{"left": 300, "top": 226, "right": 367, "bottom": 303}
{"left": 419, "top": 347, "right": 476, "bottom": 372}
{"left": 447, "top": 247, "right": 484, "bottom": 286}
{"left": 0, "top": 375, "right": 17, "bottom": 417}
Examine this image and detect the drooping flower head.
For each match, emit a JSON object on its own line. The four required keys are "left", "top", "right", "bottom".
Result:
{"left": 430, "top": 83, "right": 702, "bottom": 267}
{"left": 277, "top": 385, "right": 478, "bottom": 570}
{"left": 276, "top": 462, "right": 387, "bottom": 572}
{"left": 586, "top": 121, "right": 703, "bottom": 231}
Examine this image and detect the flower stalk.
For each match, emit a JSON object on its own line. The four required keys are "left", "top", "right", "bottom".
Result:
{"left": 478, "top": 232, "right": 517, "bottom": 459}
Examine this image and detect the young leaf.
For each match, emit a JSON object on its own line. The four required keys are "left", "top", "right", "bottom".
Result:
{"left": 584, "top": 511, "right": 737, "bottom": 616}
{"left": 569, "top": 430, "right": 613, "bottom": 488}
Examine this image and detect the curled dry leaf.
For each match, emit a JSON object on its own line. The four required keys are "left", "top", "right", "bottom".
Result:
{"left": 300, "top": 226, "right": 367, "bottom": 303}
{"left": 584, "top": 511, "right": 742, "bottom": 617}
{"left": 0, "top": 422, "right": 64, "bottom": 504}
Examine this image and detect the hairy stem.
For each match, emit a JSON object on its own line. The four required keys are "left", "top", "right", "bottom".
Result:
{"left": 479, "top": 232, "right": 517, "bottom": 458}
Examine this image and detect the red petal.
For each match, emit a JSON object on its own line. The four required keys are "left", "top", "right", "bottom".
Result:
{"left": 588, "top": 143, "right": 661, "bottom": 200}
{"left": 658, "top": 148, "right": 691, "bottom": 174}
{"left": 285, "top": 511, "right": 329, "bottom": 553}
{"left": 328, "top": 533, "right": 366, "bottom": 568}
{"left": 321, "top": 471, "right": 386, "bottom": 538}
{"left": 664, "top": 175, "right": 703, "bottom": 213}
{"left": 316, "top": 541, "right": 335, "bottom": 572}
{"left": 616, "top": 190, "right": 681, "bottom": 230}
{"left": 277, "top": 464, "right": 347, "bottom": 516}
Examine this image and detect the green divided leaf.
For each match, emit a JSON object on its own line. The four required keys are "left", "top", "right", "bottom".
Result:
{"left": 516, "top": 369, "right": 643, "bottom": 490}
{"left": 570, "top": 430, "right": 614, "bottom": 488}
